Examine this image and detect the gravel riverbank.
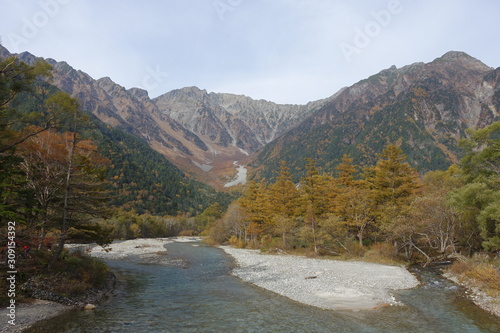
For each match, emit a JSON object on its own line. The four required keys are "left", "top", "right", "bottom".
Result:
{"left": 0, "top": 300, "right": 70, "bottom": 333}
{"left": 1, "top": 238, "right": 192, "bottom": 332}
{"left": 221, "top": 246, "right": 420, "bottom": 310}
{"left": 443, "top": 272, "right": 500, "bottom": 318}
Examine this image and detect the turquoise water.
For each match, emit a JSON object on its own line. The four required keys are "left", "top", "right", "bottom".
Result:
{"left": 26, "top": 242, "right": 500, "bottom": 332}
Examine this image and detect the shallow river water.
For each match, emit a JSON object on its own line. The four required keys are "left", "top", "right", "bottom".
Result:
{"left": 27, "top": 242, "right": 500, "bottom": 332}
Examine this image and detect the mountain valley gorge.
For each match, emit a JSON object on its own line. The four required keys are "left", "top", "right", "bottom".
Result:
{"left": 3, "top": 45, "right": 499, "bottom": 188}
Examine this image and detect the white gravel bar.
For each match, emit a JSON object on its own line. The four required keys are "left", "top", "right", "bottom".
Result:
{"left": 87, "top": 238, "right": 173, "bottom": 260}
{"left": 221, "top": 246, "right": 419, "bottom": 310}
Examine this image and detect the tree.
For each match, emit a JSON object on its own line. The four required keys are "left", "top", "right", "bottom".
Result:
{"left": 194, "top": 202, "right": 224, "bottom": 232}
{"left": 450, "top": 121, "right": 500, "bottom": 252}
{"left": 18, "top": 128, "right": 70, "bottom": 247}
{"left": 331, "top": 155, "right": 374, "bottom": 246}
{"left": 44, "top": 93, "right": 109, "bottom": 267}
{"left": 239, "top": 180, "right": 272, "bottom": 240}
{"left": 0, "top": 56, "right": 52, "bottom": 153}
{"left": 268, "top": 161, "right": 300, "bottom": 245}
{"left": 339, "top": 186, "right": 374, "bottom": 247}
{"left": 269, "top": 161, "right": 300, "bottom": 217}
{"left": 208, "top": 201, "right": 247, "bottom": 244}
{"left": 0, "top": 55, "right": 52, "bottom": 224}
{"left": 299, "top": 158, "right": 332, "bottom": 253}
{"left": 334, "top": 154, "right": 358, "bottom": 187}
{"left": 367, "top": 144, "right": 420, "bottom": 235}
{"left": 398, "top": 166, "right": 463, "bottom": 264}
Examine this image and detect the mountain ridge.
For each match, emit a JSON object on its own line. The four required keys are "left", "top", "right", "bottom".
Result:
{"left": 3, "top": 44, "right": 498, "bottom": 186}
{"left": 253, "top": 50, "right": 499, "bottom": 180}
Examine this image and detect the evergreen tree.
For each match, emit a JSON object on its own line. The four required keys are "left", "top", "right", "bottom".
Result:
{"left": 0, "top": 55, "right": 51, "bottom": 224}
{"left": 449, "top": 122, "right": 500, "bottom": 251}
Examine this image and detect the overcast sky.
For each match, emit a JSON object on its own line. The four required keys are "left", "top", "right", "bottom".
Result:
{"left": 1, "top": 0, "right": 499, "bottom": 104}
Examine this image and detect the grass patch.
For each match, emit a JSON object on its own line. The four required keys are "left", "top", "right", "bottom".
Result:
{"left": 448, "top": 254, "right": 500, "bottom": 297}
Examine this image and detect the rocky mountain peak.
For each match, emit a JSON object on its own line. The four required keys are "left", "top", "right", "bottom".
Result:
{"left": 128, "top": 87, "right": 150, "bottom": 100}
{"left": 436, "top": 51, "right": 492, "bottom": 71}
{"left": 0, "top": 44, "right": 10, "bottom": 58}
{"left": 164, "top": 86, "right": 208, "bottom": 100}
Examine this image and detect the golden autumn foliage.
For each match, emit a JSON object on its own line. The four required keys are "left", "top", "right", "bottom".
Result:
{"left": 210, "top": 140, "right": 497, "bottom": 264}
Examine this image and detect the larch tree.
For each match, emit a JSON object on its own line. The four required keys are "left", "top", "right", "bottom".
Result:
{"left": 330, "top": 154, "right": 374, "bottom": 246}
{"left": 299, "top": 158, "right": 332, "bottom": 253}
{"left": 366, "top": 144, "right": 420, "bottom": 243}
{"left": 268, "top": 161, "right": 300, "bottom": 246}
{"left": 239, "top": 180, "right": 272, "bottom": 241}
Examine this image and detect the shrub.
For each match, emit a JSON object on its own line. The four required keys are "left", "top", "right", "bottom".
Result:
{"left": 178, "top": 230, "right": 197, "bottom": 236}
{"left": 449, "top": 257, "right": 500, "bottom": 296}
{"left": 228, "top": 235, "right": 245, "bottom": 248}
{"left": 363, "top": 242, "right": 400, "bottom": 264}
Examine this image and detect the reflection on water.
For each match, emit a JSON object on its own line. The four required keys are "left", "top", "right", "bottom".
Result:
{"left": 26, "top": 242, "right": 500, "bottom": 333}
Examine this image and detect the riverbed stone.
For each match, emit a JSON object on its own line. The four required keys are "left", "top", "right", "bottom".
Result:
{"left": 84, "top": 304, "right": 96, "bottom": 310}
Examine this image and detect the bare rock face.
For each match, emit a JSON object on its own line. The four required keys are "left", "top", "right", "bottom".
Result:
{"left": 153, "top": 87, "right": 328, "bottom": 153}
{"left": 26, "top": 52, "right": 329, "bottom": 186}
{"left": 6, "top": 46, "right": 499, "bottom": 186}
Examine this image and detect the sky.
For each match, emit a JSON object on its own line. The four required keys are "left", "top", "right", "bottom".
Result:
{"left": 1, "top": 0, "right": 499, "bottom": 105}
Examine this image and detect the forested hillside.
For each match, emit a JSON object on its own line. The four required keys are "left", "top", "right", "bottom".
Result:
{"left": 210, "top": 132, "right": 500, "bottom": 264}
{"left": 253, "top": 52, "right": 500, "bottom": 182}
{"left": 92, "top": 122, "right": 231, "bottom": 215}
{"left": 1, "top": 55, "right": 231, "bottom": 221}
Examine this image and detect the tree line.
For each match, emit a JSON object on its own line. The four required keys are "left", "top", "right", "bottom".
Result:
{"left": 207, "top": 128, "right": 500, "bottom": 264}
{"left": 0, "top": 55, "right": 112, "bottom": 267}
{"left": 0, "top": 53, "right": 230, "bottom": 268}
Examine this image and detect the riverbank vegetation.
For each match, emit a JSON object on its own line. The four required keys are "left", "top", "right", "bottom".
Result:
{"left": 0, "top": 55, "right": 222, "bottom": 306}
{"left": 206, "top": 122, "right": 500, "bottom": 270}
{"left": 1, "top": 54, "right": 498, "bottom": 310}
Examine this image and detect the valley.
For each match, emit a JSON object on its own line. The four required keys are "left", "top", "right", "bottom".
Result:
{"left": 2, "top": 45, "right": 499, "bottom": 188}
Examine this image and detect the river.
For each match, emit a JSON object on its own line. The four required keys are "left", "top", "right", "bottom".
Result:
{"left": 26, "top": 241, "right": 500, "bottom": 332}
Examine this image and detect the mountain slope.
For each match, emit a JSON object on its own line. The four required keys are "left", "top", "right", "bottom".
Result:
{"left": 253, "top": 51, "right": 500, "bottom": 180}
{"left": 6, "top": 45, "right": 499, "bottom": 186}
{"left": 152, "top": 87, "right": 330, "bottom": 185}
{"left": 8, "top": 45, "right": 330, "bottom": 187}
{"left": 1, "top": 46, "right": 230, "bottom": 215}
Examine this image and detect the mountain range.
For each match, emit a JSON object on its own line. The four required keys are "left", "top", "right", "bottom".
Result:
{"left": 3, "top": 45, "right": 499, "bottom": 187}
